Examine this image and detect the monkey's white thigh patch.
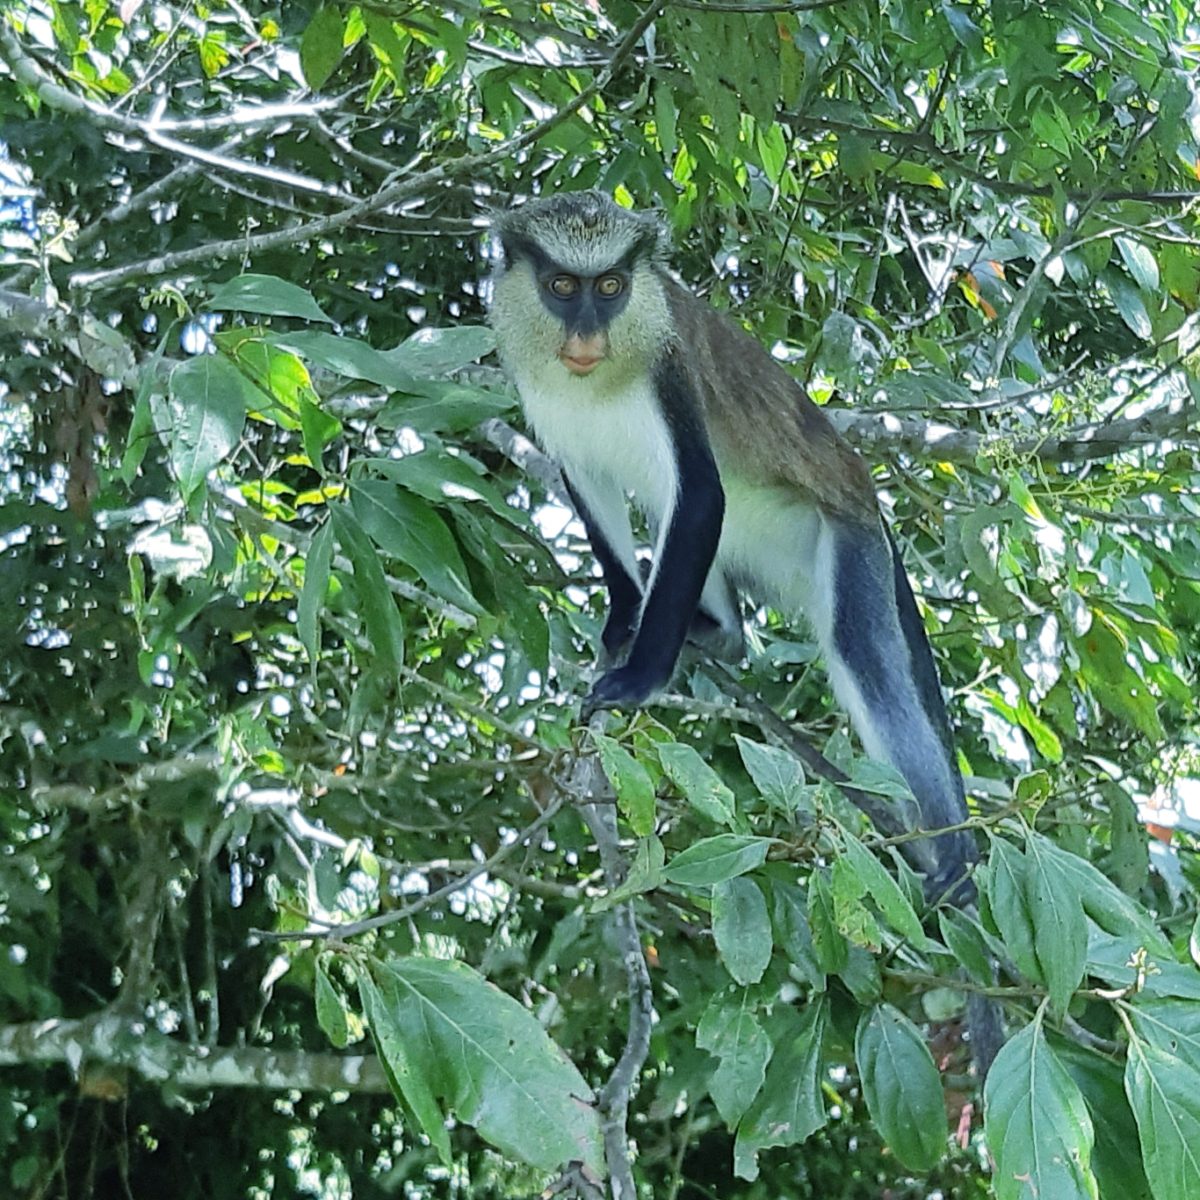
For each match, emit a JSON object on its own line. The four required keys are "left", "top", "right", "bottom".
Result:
{"left": 717, "top": 480, "right": 822, "bottom": 615}
{"left": 568, "top": 468, "right": 641, "bottom": 581}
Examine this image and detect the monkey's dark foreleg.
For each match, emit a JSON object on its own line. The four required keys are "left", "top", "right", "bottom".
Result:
{"left": 584, "top": 382, "right": 725, "bottom": 716}
{"left": 563, "top": 474, "right": 644, "bottom": 663}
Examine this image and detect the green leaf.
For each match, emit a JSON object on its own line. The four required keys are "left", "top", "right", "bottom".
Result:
{"left": 592, "top": 733, "right": 657, "bottom": 837}
{"left": 1023, "top": 831, "right": 1087, "bottom": 1014}
{"left": 657, "top": 742, "right": 737, "bottom": 826}
{"left": 1105, "top": 786, "right": 1150, "bottom": 895}
{"left": 1130, "top": 999, "right": 1200, "bottom": 1076}
{"left": 734, "top": 1001, "right": 828, "bottom": 1180}
{"left": 856, "top": 1004, "right": 946, "bottom": 1171}
{"left": 696, "top": 992, "right": 771, "bottom": 1128}
{"left": 360, "top": 957, "right": 602, "bottom": 1174}
{"left": 315, "top": 960, "right": 349, "bottom": 1048}
{"left": 301, "top": 5, "right": 346, "bottom": 90}
{"left": 1041, "top": 836, "right": 1167, "bottom": 952}
{"left": 165, "top": 355, "right": 255, "bottom": 498}
{"left": 595, "top": 835, "right": 665, "bottom": 909}
{"left": 350, "top": 479, "right": 484, "bottom": 616}
{"left": 1087, "top": 933, "right": 1200, "bottom": 1000}
{"left": 941, "top": 1, "right": 984, "bottom": 51}
{"left": 382, "top": 326, "right": 496, "bottom": 376}
{"left": 299, "top": 394, "right": 342, "bottom": 472}
{"left": 1108, "top": 275, "right": 1153, "bottom": 340}
{"left": 807, "top": 867, "right": 849, "bottom": 974}
{"left": 362, "top": 10, "right": 409, "bottom": 77}
{"left": 836, "top": 827, "right": 926, "bottom": 947}
{"left": 376, "top": 381, "right": 514, "bottom": 434}
{"left": 770, "top": 882, "right": 825, "bottom": 990}
{"left": 271, "top": 331, "right": 419, "bottom": 391}
{"left": 1056, "top": 1040, "right": 1153, "bottom": 1200}
{"left": 712, "top": 877, "right": 772, "bottom": 986}
{"left": 1124, "top": 1034, "right": 1200, "bottom": 1200}
{"left": 663, "top": 834, "right": 773, "bottom": 887}
{"left": 361, "top": 451, "right": 516, "bottom": 525}
{"left": 1116, "top": 237, "right": 1160, "bottom": 293}
{"left": 207, "top": 274, "right": 333, "bottom": 323}
{"left": 298, "top": 520, "right": 333, "bottom": 666}
{"left": 938, "top": 908, "right": 994, "bottom": 987}
{"left": 359, "top": 970, "right": 449, "bottom": 1163}
{"left": 734, "top": 736, "right": 810, "bottom": 814}
{"left": 830, "top": 856, "right": 882, "bottom": 950}
{"left": 984, "top": 1012, "right": 1099, "bottom": 1200}
{"left": 329, "top": 503, "right": 404, "bottom": 671}
{"left": 985, "top": 838, "right": 1042, "bottom": 984}
{"left": 122, "top": 324, "right": 172, "bottom": 483}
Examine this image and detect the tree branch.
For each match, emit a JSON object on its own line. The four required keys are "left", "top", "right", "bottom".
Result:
{"left": 0, "top": 1012, "right": 390, "bottom": 1093}
{"left": 782, "top": 113, "right": 1200, "bottom": 204}
{"left": 65, "top": 0, "right": 670, "bottom": 294}
{"left": 0, "top": 24, "right": 343, "bottom": 199}
{"left": 564, "top": 728, "right": 653, "bottom": 1200}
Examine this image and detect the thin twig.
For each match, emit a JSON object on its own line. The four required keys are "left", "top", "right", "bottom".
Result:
{"left": 66, "top": 0, "right": 669, "bottom": 293}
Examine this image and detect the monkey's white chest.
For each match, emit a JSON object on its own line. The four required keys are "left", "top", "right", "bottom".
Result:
{"left": 515, "top": 371, "right": 677, "bottom": 520}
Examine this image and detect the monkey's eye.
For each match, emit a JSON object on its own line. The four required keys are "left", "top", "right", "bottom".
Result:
{"left": 549, "top": 275, "right": 579, "bottom": 298}
{"left": 596, "top": 274, "right": 624, "bottom": 298}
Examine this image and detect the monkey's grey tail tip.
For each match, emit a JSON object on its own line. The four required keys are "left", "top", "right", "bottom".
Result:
{"left": 966, "top": 992, "right": 1004, "bottom": 1077}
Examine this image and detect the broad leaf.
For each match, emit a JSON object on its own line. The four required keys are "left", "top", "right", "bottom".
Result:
{"left": 984, "top": 1012, "right": 1098, "bottom": 1200}
{"left": 207, "top": 273, "right": 333, "bottom": 323}
{"left": 663, "top": 834, "right": 773, "bottom": 887}
{"left": 856, "top": 1004, "right": 946, "bottom": 1171}
{"left": 1024, "top": 831, "right": 1088, "bottom": 1013}
{"left": 298, "top": 520, "right": 333, "bottom": 666}
{"left": 329, "top": 503, "right": 404, "bottom": 671}
{"left": 382, "top": 325, "right": 496, "bottom": 376}
{"left": 1125, "top": 1034, "right": 1200, "bottom": 1199}
{"left": 836, "top": 827, "right": 926, "bottom": 947}
{"left": 165, "top": 355, "right": 256, "bottom": 497}
{"left": 300, "top": 5, "right": 346, "bottom": 89}
{"left": 735, "top": 1001, "right": 828, "bottom": 1180}
{"left": 315, "top": 960, "right": 349, "bottom": 1048}
{"left": 360, "top": 957, "right": 602, "bottom": 1175}
{"left": 592, "top": 733, "right": 656, "bottom": 837}
{"left": 658, "top": 741, "right": 737, "bottom": 827}
{"left": 712, "top": 877, "right": 772, "bottom": 986}
{"left": 734, "top": 736, "right": 810, "bottom": 814}
{"left": 351, "top": 479, "right": 483, "bottom": 616}
{"left": 696, "top": 992, "right": 771, "bottom": 1128}
{"left": 985, "top": 838, "right": 1042, "bottom": 984}
{"left": 272, "top": 331, "right": 419, "bottom": 391}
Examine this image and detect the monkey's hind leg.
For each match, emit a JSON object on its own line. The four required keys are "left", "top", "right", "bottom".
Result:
{"left": 815, "top": 517, "right": 977, "bottom": 899}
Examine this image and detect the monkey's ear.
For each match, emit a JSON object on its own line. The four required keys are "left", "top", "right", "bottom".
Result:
{"left": 493, "top": 228, "right": 540, "bottom": 270}
{"left": 631, "top": 213, "right": 671, "bottom": 264}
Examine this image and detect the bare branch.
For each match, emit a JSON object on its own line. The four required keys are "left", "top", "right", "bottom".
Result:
{"left": 0, "top": 24, "right": 342, "bottom": 199}
{"left": 565, "top": 728, "right": 653, "bottom": 1200}
{"left": 66, "top": 0, "right": 670, "bottom": 293}
{"left": 0, "top": 1012, "right": 390, "bottom": 1093}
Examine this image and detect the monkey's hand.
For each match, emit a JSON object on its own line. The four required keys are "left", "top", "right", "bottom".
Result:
{"left": 580, "top": 666, "right": 660, "bottom": 720}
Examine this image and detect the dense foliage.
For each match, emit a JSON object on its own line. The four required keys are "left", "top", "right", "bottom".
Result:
{"left": 2, "top": 1, "right": 1199, "bottom": 1197}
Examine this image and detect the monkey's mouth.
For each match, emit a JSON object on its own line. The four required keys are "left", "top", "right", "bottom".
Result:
{"left": 560, "top": 353, "right": 604, "bottom": 376}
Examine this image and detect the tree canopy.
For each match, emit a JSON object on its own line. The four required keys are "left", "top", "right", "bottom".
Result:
{"left": 2, "top": 1, "right": 1199, "bottom": 1197}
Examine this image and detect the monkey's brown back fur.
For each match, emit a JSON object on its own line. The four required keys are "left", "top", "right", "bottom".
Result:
{"left": 665, "top": 280, "right": 877, "bottom": 524}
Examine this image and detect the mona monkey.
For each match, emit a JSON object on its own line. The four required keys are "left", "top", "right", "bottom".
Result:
{"left": 489, "top": 191, "right": 976, "bottom": 897}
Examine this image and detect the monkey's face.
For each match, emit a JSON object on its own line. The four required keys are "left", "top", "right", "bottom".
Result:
{"left": 491, "top": 257, "right": 671, "bottom": 393}
{"left": 546, "top": 270, "right": 626, "bottom": 375}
